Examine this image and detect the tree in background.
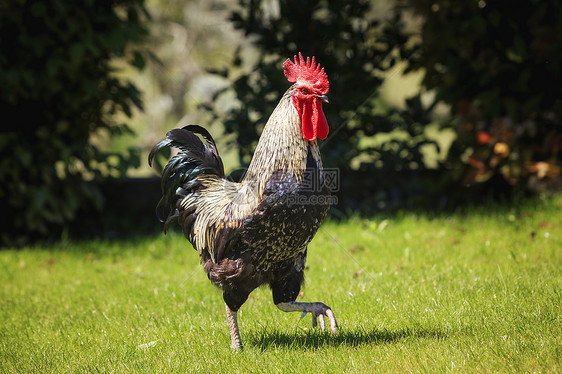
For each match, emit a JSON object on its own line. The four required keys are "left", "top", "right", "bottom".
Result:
{"left": 405, "top": 0, "right": 562, "bottom": 193}
{"left": 202, "top": 0, "right": 439, "bottom": 212}
{"left": 204, "top": 0, "right": 562, "bottom": 207}
{"left": 0, "top": 0, "right": 148, "bottom": 244}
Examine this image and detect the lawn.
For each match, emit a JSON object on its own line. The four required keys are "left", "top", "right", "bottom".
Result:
{"left": 1, "top": 196, "right": 561, "bottom": 373}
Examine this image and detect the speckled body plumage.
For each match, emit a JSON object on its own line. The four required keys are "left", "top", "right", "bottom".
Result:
{"left": 150, "top": 54, "right": 337, "bottom": 349}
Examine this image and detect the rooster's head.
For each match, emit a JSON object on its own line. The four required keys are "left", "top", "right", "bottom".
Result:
{"left": 283, "top": 53, "right": 329, "bottom": 142}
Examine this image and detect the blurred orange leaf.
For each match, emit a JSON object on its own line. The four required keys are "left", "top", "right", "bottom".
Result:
{"left": 468, "top": 156, "right": 485, "bottom": 169}
{"left": 529, "top": 162, "right": 561, "bottom": 179}
{"left": 494, "top": 142, "right": 510, "bottom": 158}
{"left": 477, "top": 131, "right": 494, "bottom": 144}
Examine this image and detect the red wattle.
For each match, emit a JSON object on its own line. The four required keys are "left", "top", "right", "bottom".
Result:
{"left": 315, "top": 101, "right": 329, "bottom": 140}
{"left": 292, "top": 96, "right": 329, "bottom": 141}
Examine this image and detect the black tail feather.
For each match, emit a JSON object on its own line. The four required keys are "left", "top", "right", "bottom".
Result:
{"left": 149, "top": 125, "right": 225, "bottom": 230}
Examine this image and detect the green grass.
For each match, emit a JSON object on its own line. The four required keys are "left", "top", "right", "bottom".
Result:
{"left": 1, "top": 196, "right": 561, "bottom": 373}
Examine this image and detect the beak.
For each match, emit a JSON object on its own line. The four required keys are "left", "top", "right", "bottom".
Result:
{"left": 316, "top": 94, "right": 329, "bottom": 103}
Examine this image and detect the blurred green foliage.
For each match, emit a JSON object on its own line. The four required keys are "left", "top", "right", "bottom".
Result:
{"left": 405, "top": 0, "right": 562, "bottom": 191}
{"left": 0, "top": 0, "right": 148, "bottom": 244}
{"left": 202, "top": 0, "right": 562, "bottom": 209}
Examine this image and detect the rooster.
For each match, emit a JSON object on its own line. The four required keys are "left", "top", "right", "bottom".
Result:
{"left": 149, "top": 53, "right": 337, "bottom": 349}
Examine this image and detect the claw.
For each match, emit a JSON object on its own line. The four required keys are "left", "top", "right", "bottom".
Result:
{"left": 325, "top": 308, "right": 338, "bottom": 334}
{"left": 318, "top": 313, "right": 325, "bottom": 331}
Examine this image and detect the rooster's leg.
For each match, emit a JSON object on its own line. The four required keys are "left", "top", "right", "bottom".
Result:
{"left": 276, "top": 301, "right": 338, "bottom": 334}
{"left": 225, "top": 303, "right": 243, "bottom": 350}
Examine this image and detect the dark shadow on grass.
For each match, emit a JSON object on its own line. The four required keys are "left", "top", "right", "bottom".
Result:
{"left": 247, "top": 327, "right": 446, "bottom": 350}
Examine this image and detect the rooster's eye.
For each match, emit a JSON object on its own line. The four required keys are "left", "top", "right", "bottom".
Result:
{"left": 300, "top": 88, "right": 309, "bottom": 94}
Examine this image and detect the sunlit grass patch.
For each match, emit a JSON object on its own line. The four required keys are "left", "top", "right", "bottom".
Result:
{"left": 1, "top": 196, "right": 561, "bottom": 372}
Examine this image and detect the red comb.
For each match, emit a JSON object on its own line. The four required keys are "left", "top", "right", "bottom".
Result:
{"left": 283, "top": 52, "right": 329, "bottom": 95}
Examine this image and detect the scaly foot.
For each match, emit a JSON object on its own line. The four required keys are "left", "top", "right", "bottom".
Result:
{"left": 276, "top": 301, "right": 338, "bottom": 334}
